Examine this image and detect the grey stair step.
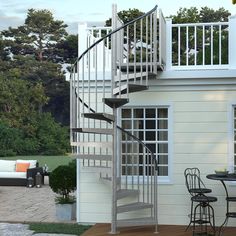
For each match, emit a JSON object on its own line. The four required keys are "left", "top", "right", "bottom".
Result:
{"left": 114, "top": 72, "right": 156, "bottom": 82}
{"left": 103, "top": 98, "right": 129, "bottom": 108}
{"left": 117, "top": 189, "right": 139, "bottom": 200}
{"left": 117, "top": 217, "right": 157, "bottom": 227}
{"left": 118, "top": 62, "right": 162, "bottom": 72}
{"left": 72, "top": 128, "right": 113, "bottom": 135}
{"left": 75, "top": 154, "right": 112, "bottom": 161}
{"left": 82, "top": 113, "right": 114, "bottom": 122}
{"left": 71, "top": 141, "right": 112, "bottom": 149}
{"left": 117, "top": 202, "right": 153, "bottom": 213}
{"left": 113, "top": 84, "right": 148, "bottom": 95}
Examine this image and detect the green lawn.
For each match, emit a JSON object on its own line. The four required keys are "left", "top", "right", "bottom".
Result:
{"left": 0, "top": 155, "right": 75, "bottom": 171}
{"left": 29, "top": 223, "right": 91, "bottom": 235}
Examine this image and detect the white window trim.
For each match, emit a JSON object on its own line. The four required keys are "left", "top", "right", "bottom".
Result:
{"left": 228, "top": 103, "right": 236, "bottom": 173}
{"left": 118, "top": 103, "right": 173, "bottom": 184}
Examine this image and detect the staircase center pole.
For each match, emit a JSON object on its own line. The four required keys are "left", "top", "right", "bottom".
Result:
{"left": 110, "top": 4, "right": 118, "bottom": 234}
{"left": 110, "top": 107, "right": 118, "bottom": 234}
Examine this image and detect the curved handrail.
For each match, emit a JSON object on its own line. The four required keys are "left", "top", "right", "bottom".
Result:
{"left": 117, "top": 125, "right": 158, "bottom": 170}
{"left": 71, "top": 5, "right": 158, "bottom": 170}
{"left": 70, "top": 5, "right": 158, "bottom": 72}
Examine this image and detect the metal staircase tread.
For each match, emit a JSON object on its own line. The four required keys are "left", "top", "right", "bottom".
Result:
{"left": 117, "top": 62, "right": 162, "bottom": 72}
{"left": 75, "top": 154, "right": 112, "bottom": 161}
{"left": 117, "top": 202, "right": 153, "bottom": 213}
{"left": 117, "top": 217, "right": 157, "bottom": 227}
{"left": 71, "top": 141, "right": 112, "bottom": 149}
{"left": 113, "top": 84, "right": 148, "bottom": 95}
{"left": 103, "top": 98, "right": 129, "bottom": 108}
{"left": 82, "top": 113, "right": 114, "bottom": 122}
{"left": 71, "top": 128, "right": 113, "bottom": 135}
{"left": 114, "top": 72, "right": 156, "bottom": 82}
{"left": 117, "top": 189, "right": 139, "bottom": 199}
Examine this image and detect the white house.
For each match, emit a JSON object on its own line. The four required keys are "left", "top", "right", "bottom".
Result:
{"left": 70, "top": 4, "right": 236, "bottom": 234}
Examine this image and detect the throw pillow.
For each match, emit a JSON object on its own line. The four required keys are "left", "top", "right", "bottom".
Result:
{"left": 16, "top": 162, "right": 30, "bottom": 172}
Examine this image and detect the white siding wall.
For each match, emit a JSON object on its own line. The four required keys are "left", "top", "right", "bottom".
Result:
{"left": 78, "top": 87, "right": 236, "bottom": 226}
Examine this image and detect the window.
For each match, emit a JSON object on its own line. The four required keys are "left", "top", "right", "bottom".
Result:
{"left": 121, "top": 107, "right": 169, "bottom": 177}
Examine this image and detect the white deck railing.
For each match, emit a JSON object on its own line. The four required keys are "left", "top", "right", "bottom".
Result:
{"left": 164, "top": 14, "right": 236, "bottom": 70}
{"left": 171, "top": 22, "right": 229, "bottom": 69}
{"left": 79, "top": 13, "right": 236, "bottom": 72}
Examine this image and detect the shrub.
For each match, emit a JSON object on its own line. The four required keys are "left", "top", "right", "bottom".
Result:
{"left": 49, "top": 161, "right": 76, "bottom": 204}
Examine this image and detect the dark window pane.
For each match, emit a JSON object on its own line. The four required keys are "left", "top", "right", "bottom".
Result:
{"left": 158, "top": 131, "right": 168, "bottom": 141}
{"left": 146, "top": 143, "right": 156, "bottom": 153}
{"left": 133, "top": 120, "right": 143, "bottom": 129}
{"left": 134, "top": 131, "right": 143, "bottom": 140}
{"left": 158, "top": 166, "right": 168, "bottom": 176}
{"left": 134, "top": 109, "right": 143, "bottom": 118}
{"left": 122, "top": 120, "right": 131, "bottom": 129}
{"left": 158, "top": 108, "right": 168, "bottom": 118}
{"left": 146, "top": 109, "right": 156, "bottom": 118}
{"left": 157, "top": 155, "right": 168, "bottom": 164}
{"left": 146, "top": 120, "right": 155, "bottom": 129}
{"left": 146, "top": 131, "right": 156, "bottom": 140}
{"left": 158, "top": 143, "right": 168, "bottom": 153}
{"left": 122, "top": 109, "right": 131, "bottom": 118}
{"left": 234, "top": 108, "right": 236, "bottom": 117}
{"left": 157, "top": 120, "right": 168, "bottom": 129}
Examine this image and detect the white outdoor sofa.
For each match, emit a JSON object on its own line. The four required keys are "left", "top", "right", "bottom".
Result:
{"left": 0, "top": 159, "right": 43, "bottom": 186}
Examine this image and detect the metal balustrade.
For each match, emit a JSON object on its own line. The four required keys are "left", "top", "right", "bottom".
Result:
{"left": 70, "top": 4, "right": 159, "bottom": 234}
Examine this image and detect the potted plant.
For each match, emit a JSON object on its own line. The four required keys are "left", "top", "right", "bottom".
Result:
{"left": 49, "top": 160, "right": 76, "bottom": 221}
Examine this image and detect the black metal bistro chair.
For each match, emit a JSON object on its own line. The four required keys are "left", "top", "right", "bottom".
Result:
{"left": 184, "top": 168, "right": 217, "bottom": 235}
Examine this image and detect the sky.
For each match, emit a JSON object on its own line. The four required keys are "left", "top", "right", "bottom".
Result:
{"left": 0, "top": 0, "right": 235, "bottom": 34}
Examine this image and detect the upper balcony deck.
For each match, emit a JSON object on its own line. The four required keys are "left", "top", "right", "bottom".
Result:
{"left": 78, "top": 9, "right": 236, "bottom": 80}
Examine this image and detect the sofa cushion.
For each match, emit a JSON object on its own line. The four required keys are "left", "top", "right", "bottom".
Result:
{"left": 0, "top": 171, "right": 26, "bottom": 179}
{"left": 16, "top": 160, "right": 37, "bottom": 169}
{"left": 16, "top": 162, "right": 30, "bottom": 172}
{"left": 0, "top": 160, "right": 16, "bottom": 172}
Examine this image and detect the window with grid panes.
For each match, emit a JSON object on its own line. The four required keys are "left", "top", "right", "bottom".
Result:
{"left": 121, "top": 107, "right": 169, "bottom": 177}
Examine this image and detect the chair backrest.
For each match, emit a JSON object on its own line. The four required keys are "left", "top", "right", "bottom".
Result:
{"left": 184, "top": 167, "right": 206, "bottom": 196}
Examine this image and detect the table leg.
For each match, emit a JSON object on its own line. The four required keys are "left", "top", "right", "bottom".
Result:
{"left": 218, "top": 180, "right": 229, "bottom": 236}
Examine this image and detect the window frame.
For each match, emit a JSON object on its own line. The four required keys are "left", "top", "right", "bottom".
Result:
{"left": 118, "top": 105, "right": 173, "bottom": 184}
{"left": 229, "top": 103, "right": 236, "bottom": 173}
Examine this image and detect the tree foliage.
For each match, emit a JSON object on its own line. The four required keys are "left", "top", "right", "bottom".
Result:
{"left": 0, "top": 8, "right": 72, "bottom": 156}
{"left": 2, "top": 9, "right": 68, "bottom": 62}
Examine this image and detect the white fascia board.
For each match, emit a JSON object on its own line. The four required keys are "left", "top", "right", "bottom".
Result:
{"left": 157, "top": 69, "right": 236, "bottom": 80}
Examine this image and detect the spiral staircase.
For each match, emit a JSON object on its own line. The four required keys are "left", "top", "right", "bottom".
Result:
{"left": 70, "top": 5, "right": 163, "bottom": 234}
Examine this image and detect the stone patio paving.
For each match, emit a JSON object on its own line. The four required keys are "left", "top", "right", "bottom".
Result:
{"left": 0, "top": 177, "right": 61, "bottom": 223}
{"left": 0, "top": 177, "right": 78, "bottom": 235}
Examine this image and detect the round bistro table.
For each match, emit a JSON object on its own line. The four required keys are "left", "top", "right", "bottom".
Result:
{"left": 207, "top": 174, "right": 236, "bottom": 236}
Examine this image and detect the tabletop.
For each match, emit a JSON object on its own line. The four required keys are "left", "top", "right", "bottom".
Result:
{"left": 207, "top": 173, "right": 236, "bottom": 181}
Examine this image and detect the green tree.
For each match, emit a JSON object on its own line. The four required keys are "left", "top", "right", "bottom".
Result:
{"left": 2, "top": 8, "right": 68, "bottom": 62}
{"left": 56, "top": 34, "right": 78, "bottom": 64}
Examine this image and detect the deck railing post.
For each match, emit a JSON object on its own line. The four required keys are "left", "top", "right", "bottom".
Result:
{"left": 165, "top": 18, "right": 172, "bottom": 71}
{"left": 229, "top": 15, "right": 236, "bottom": 69}
{"left": 78, "top": 23, "right": 88, "bottom": 57}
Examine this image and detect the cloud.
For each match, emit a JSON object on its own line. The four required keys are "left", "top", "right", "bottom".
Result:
{"left": 0, "top": 15, "right": 24, "bottom": 31}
